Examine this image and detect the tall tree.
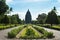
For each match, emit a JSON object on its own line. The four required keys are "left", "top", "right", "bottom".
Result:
{"left": 58, "top": 16, "right": 60, "bottom": 24}
{"left": 1, "top": 15, "right": 10, "bottom": 24}
{"left": 0, "top": 0, "right": 9, "bottom": 23}
{"left": 45, "top": 7, "right": 59, "bottom": 26}
{"left": 10, "top": 14, "right": 21, "bottom": 24}
{"left": 37, "top": 13, "right": 47, "bottom": 24}
{"left": 0, "top": 0, "right": 9, "bottom": 15}
{"left": 15, "top": 14, "right": 22, "bottom": 24}
{"left": 11, "top": 15, "right": 18, "bottom": 24}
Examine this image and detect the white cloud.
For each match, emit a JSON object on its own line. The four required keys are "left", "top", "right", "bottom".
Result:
{"left": 21, "top": 0, "right": 49, "bottom": 2}
{"left": 7, "top": 11, "right": 38, "bottom": 20}
{"left": 6, "top": 0, "right": 13, "bottom": 3}
{"left": 57, "top": 0, "right": 60, "bottom": 2}
{"left": 7, "top": 9, "right": 51, "bottom": 20}
{"left": 7, "top": 11, "right": 26, "bottom": 20}
{"left": 24, "top": 0, "right": 48, "bottom": 2}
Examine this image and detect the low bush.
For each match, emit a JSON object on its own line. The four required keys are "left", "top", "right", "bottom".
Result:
{"left": 47, "top": 32, "right": 53, "bottom": 38}
{"left": 33, "top": 25, "right": 54, "bottom": 38}
{"left": 21, "top": 27, "right": 41, "bottom": 39}
{"left": 37, "top": 24, "right": 60, "bottom": 30}
{"left": 0, "top": 25, "right": 15, "bottom": 30}
{"left": 43, "top": 31, "right": 53, "bottom": 38}
{"left": 8, "top": 28, "right": 19, "bottom": 38}
{"left": 33, "top": 25, "right": 45, "bottom": 34}
{"left": 25, "top": 28, "right": 35, "bottom": 36}
{"left": 8, "top": 26, "right": 25, "bottom": 38}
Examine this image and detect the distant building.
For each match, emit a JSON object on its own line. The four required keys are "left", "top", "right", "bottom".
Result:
{"left": 25, "top": 9, "right": 32, "bottom": 24}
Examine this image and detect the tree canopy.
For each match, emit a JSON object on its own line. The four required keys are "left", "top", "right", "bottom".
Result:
{"left": 45, "top": 7, "right": 59, "bottom": 26}
{"left": 37, "top": 13, "right": 47, "bottom": 24}
{"left": 0, "top": 0, "right": 9, "bottom": 15}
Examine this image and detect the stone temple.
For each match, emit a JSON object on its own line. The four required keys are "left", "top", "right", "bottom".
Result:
{"left": 25, "top": 9, "right": 32, "bottom": 24}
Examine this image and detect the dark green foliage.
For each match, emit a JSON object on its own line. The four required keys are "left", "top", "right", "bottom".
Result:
{"left": 1, "top": 15, "right": 10, "bottom": 24}
{"left": 37, "top": 13, "right": 47, "bottom": 24}
{"left": 8, "top": 30, "right": 16, "bottom": 38}
{"left": 37, "top": 24, "right": 60, "bottom": 30}
{"left": 45, "top": 7, "right": 59, "bottom": 26}
{"left": 8, "top": 28, "right": 20, "bottom": 38}
{"left": 33, "top": 25, "right": 45, "bottom": 34}
{"left": 24, "top": 25, "right": 27, "bottom": 28}
{"left": 16, "top": 14, "right": 22, "bottom": 24}
{"left": 33, "top": 25, "right": 54, "bottom": 38}
{"left": 0, "top": 25, "right": 15, "bottom": 30}
{"left": 11, "top": 14, "right": 21, "bottom": 24}
{"left": 25, "top": 9, "right": 32, "bottom": 24}
{"left": 32, "top": 20, "right": 38, "bottom": 24}
{"left": 25, "top": 28, "right": 35, "bottom": 36}
{"left": 46, "top": 32, "right": 53, "bottom": 38}
{"left": 11, "top": 15, "right": 18, "bottom": 24}
{"left": 0, "top": 0, "right": 9, "bottom": 24}
{"left": 42, "top": 24, "right": 51, "bottom": 28}
{"left": 58, "top": 16, "right": 60, "bottom": 24}
{"left": 0, "top": 0, "right": 9, "bottom": 15}
{"left": 8, "top": 26, "right": 24, "bottom": 38}
{"left": 43, "top": 31, "right": 53, "bottom": 38}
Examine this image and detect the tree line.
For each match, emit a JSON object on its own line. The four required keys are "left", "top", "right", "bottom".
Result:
{"left": 0, "top": 0, "right": 22, "bottom": 25}
{"left": 0, "top": 0, "right": 60, "bottom": 25}
{"left": 32, "top": 7, "right": 60, "bottom": 26}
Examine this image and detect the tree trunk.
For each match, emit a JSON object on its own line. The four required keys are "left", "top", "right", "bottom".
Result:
{"left": 51, "top": 24, "right": 52, "bottom": 27}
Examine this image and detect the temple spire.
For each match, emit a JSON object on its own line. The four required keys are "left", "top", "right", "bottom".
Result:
{"left": 25, "top": 9, "right": 32, "bottom": 24}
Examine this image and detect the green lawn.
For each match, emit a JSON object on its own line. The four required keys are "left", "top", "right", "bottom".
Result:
{"left": 37, "top": 24, "right": 60, "bottom": 30}
{"left": 0, "top": 24, "right": 15, "bottom": 30}
{"left": 52, "top": 25, "right": 60, "bottom": 28}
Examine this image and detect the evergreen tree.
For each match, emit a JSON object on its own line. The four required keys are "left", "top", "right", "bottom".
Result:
{"left": 1, "top": 15, "right": 9, "bottom": 24}
{"left": 0, "top": 0, "right": 9, "bottom": 15}
{"left": 37, "top": 13, "right": 47, "bottom": 24}
{"left": 15, "top": 14, "right": 22, "bottom": 24}
{"left": 0, "top": 0, "right": 9, "bottom": 23}
{"left": 11, "top": 15, "right": 18, "bottom": 24}
{"left": 45, "top": 7, "right": 59, "bottom": 26}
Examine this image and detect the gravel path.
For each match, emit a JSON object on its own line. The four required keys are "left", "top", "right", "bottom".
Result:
{"left": 0, "top": 26, "right": 60, "bottom": 40}
{"left": 42, "top": 27, "right": 60, "bottom": 40}
{"left": 0, "top": 26, "right": 21, "bottom": 40}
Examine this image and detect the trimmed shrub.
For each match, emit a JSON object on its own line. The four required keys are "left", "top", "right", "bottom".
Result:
{"left": 25, "top": 28, "right": 35, "bottom": 36}
{"left": 8, "top": 28, "right": 19, "bottom": 38}
{"left": 8, "top": 26, "right": 24, "bottom": 38}
{"left": 33, "top": 25, "right": 54, "bottom": 38}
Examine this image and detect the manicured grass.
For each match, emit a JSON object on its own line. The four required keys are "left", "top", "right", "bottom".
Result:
{"left": 37, "top": 24, "right": 60, "bottom": 30}
{"left": 0, "top": 24, "right": 15, "bottom": 30}
{"left": 19, "top": 25, "right": 42, "bottom": 39}
{"left": 52, "top": 25, "right": 60, "bottom": 29}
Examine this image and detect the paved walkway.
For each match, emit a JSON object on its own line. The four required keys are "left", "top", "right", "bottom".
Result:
{"left": 42, "top": 27, "right": 60, "bottom": 40}
{"left": 0, "top": 27, "right": 18, "bottom": 40}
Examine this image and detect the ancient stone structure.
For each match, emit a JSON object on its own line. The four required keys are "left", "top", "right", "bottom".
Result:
{"left": 25, "top": 9, "right": 32, "bottom": 24}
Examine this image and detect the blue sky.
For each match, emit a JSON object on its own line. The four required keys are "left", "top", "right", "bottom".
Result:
{"left": 6, "top": 0, "right": 60, "bottom": 20}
